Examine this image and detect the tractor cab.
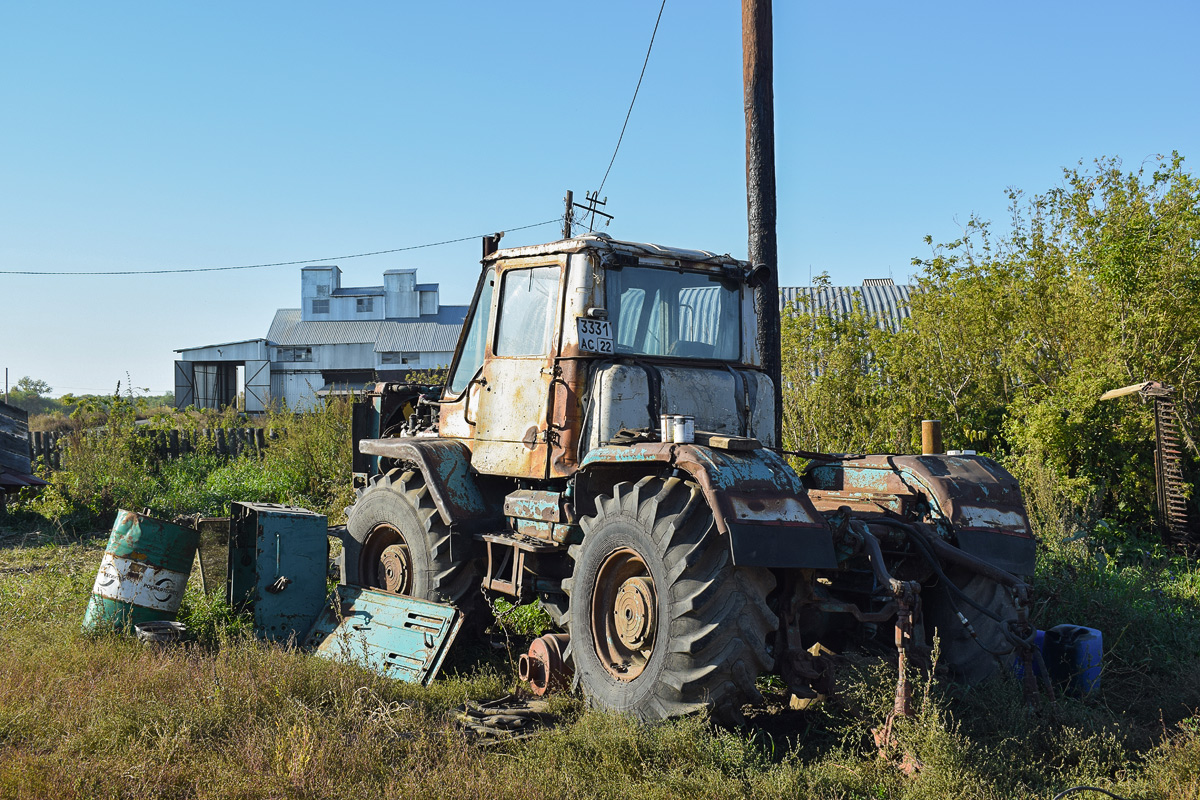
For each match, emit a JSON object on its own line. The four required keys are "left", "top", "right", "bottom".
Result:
{"left": 435, "top": 233, "right": 776, "bottom": 481}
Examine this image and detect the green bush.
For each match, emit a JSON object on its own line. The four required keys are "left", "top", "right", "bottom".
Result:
{"left": 782, "top": 153, "right": 1200, "bottom": 542}
{"left": 23, "top": 393, "right": 356, "bottom": 526}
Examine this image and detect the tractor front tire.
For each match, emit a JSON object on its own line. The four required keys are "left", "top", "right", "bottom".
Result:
{"left": 342, "top": 468, "right": 473, "bottom": 605}
{"left": 563, "top": 476, "right": 777, "bottom": 724}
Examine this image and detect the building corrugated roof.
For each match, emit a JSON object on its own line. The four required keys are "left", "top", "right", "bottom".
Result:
{"left": 779, "top": 285, "right": 914, "bottom": 333}
{"left": 266, "top": 309, "right": 381, "bottom": 345}
{"left": 266, "top": 307, "right": 469, "bottom": 351}
{"left": 375, "top": 321, "right": 463, "bottom": 353}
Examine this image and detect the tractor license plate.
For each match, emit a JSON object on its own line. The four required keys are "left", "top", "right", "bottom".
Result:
{"left": 577, "top": 318, "right": 614, "bottom": 354}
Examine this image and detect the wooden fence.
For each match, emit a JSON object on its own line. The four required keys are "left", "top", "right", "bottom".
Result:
{"left": 27, "top": 427, "right": 272, "bottom": 471}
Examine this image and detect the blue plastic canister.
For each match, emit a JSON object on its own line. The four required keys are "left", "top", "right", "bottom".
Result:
{"left": 1011, "top": 629, "right": 1046, "bottom": 678}
{"left": 1043, "top": 624, "right": 1103, "bottom": 697}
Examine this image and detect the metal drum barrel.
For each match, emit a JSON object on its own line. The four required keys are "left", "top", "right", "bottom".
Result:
{"left": 82, "top": 510, "right": 199, "bottom": 633}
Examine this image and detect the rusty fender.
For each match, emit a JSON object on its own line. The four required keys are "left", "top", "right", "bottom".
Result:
{"left": 357, "top": 437, "right": 496, "bottom": 529}
{"left": 805, "top": 453, "right": 1037, "bottom": 577}
{"left": 580, "top": 444, "right": 837, "bottom": 569}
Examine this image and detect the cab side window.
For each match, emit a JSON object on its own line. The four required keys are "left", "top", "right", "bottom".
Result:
{"left": 447, "top": 268, "right": 495, "bottom": 395}
{"left": 494, "top": 266, "right": 561, "bottom": 357}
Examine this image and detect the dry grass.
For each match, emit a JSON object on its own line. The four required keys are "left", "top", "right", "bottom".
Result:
{"left": 2, "top": 524, "right": 1199, "bottom": 800}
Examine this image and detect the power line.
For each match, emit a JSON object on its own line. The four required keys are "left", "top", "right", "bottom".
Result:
{"left": 596, "top": 0, "right": 667, "bottom": 196}
{"left": 0, "top": 218, "right": 560, "bottom": 276}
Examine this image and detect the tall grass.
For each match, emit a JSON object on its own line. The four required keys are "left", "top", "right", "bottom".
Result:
{"left": 2, "top": 520, "right": 1200, "bottom": 799}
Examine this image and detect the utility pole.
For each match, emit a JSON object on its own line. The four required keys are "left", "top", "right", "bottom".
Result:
{"left": 743, "top": 0, "right": 782, "bottom": 446}
{"left": 563, "top": 190, "right": 575, "bottom": 239}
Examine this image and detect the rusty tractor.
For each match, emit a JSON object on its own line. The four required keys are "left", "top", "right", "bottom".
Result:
{"left": 338, "top": 233, "right": 1040, "bottom": 723}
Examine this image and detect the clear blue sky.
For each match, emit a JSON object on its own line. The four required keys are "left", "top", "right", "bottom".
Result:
{"left": 2, "top": 1, "right": 1197, "bottom": 397}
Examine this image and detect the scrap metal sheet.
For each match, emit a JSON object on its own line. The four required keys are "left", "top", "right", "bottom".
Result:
{"left": 305, "top": 585, "right": 462, "bottom": 685}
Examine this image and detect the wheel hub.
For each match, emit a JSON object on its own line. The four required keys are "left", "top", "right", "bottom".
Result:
{"left": 614, "top": 576, "right": 656, "bottom": 649}
{"left": 361, "top": 522, "right": 414, "bottom": 596}
{"left": 591, "top": 548, "right": 658, "bottom": 681}
{"left": 379, "top": 543, "right": 412, "bottom": 594}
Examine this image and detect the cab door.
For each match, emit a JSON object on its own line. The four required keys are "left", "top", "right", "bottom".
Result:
{"left": 471, "top": 261, "right": 563, "bottom": 479}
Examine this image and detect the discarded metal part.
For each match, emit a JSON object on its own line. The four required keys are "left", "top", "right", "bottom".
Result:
{"left": 189, "top": 516, "right": 230, "bottom": 597}
{"left": 518, "top": 633, "right": 572, "bottom": 696}
{"left": 82, "top": 510, "right": 199, "bottom": 633}
{"left": 228, "top": 503, "right": 329, "bottom": 643}
{"left": 306, "top": 585, "right": 462, "bottom": 685}
{"left": 452, "top": 695, "right": 556, "bottom": 745}
{"left": 1101, "top": 380, "right": 1197, "bottom": 549}
{"left": 134, "top": 620, "right": 188, "bottom": 645}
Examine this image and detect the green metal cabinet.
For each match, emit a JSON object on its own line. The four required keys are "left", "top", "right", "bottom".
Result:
{"left": 228, "top": 502, "right": 329, "bottom": 643}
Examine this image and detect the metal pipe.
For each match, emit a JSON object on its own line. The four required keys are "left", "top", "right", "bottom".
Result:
{"left": 921, "top": 419, "right": 942, "bottom": 455}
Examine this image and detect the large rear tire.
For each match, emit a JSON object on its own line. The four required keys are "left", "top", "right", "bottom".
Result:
{"left": 342, "top": 468, "right": 473, "bottom": 604}
{"left": 563, "top": 476, "right": 777, "bottom": 723}
{"left": 923, "top": 568, "right": 1018, "bottom": 685}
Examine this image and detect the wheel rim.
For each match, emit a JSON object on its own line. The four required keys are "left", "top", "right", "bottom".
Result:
{"left": 361, "top": 523, "right": 413, "bottom": 595}
{"left": 591, "top": 547, "right": 658, "bottom": 680}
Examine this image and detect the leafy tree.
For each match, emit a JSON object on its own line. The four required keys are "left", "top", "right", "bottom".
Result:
{"left": 781, "top": 153, "right": 1200, "bottom": 540}
{"left": 5, "top": 376, "right": 59, "bottom": 416}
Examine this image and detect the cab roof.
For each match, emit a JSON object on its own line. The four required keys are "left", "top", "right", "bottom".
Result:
{"left": 484, "top": 232, "right": 747, "bottom": 270}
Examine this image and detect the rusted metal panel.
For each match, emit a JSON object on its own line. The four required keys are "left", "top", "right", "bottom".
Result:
{"left": 358, "top": 437, "right": 491, "bottom": 526}
{"left": 806, "top": 488, "right": 913, "bottom": 517}
{"left": 805, "top": 453, "right": 1036, "bottom": 574}
{"left": 466, "top": 258, "right": 569, "bottom": 480}
{"left": 512, "top": 518, "right": 579, "bottom": 544}
{"left": 504, "top": 490, "right": 563, "bottom": 523}
{"left": 305, "top": 585, "right": 462, "bottom": 685}
{"left": 548, "top": 355, "right": 585, "bottom": 477}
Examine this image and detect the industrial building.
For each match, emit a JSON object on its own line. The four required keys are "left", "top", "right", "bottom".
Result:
{"left": 174, "top": 265, "right": 467, "bottom": 412}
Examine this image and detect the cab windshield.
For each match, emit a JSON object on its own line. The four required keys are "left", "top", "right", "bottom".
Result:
{"left": 606, "top": 266, "right": 741, "bottom": 360}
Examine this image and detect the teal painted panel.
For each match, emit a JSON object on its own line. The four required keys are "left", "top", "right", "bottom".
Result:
{"left": 305, "top": 585, "right": 462, "bottom": 685}
{"left": 228, "top": 502, "right": 329, "bottom": 644}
